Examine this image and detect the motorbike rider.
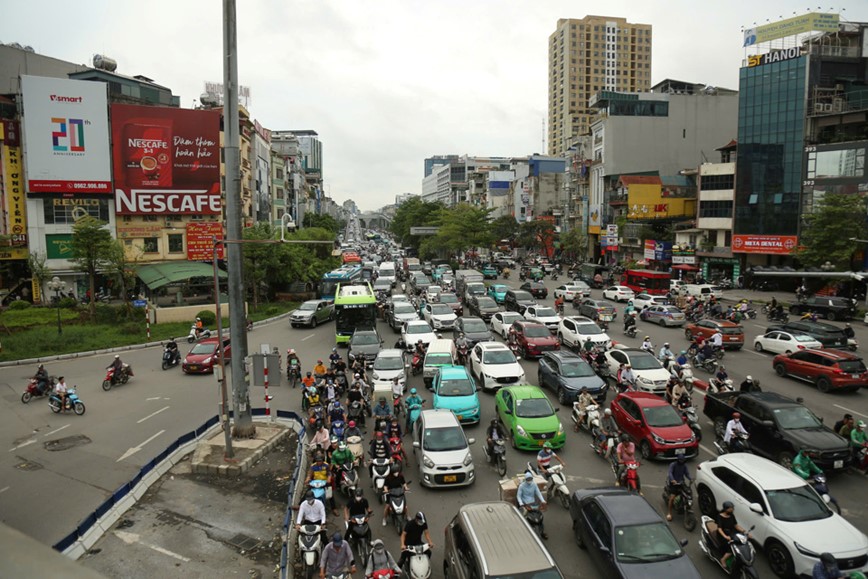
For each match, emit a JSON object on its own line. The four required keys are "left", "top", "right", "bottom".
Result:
{"left": 382, "top": 463, "right": 409, "bottom": 526}
{"left": 54, "top": 376, "right": 69, "bottom": 409}
{"left": 573, "top": 388, "right": 596, "bottom": 431}
{"left": 313, "top": 359, "right": 327, "bottom": 379}
{"left": 164, "top": 337, "right": 179, "bottom": 364}
{"left": 344, "top": 487, "right": 372, "bottom": 541}
{"left": 368, "top": 431, "right": 392, "bottom": 477}
{"left": 306, "top": 452, "right": 337, "bottom": 513}
{"left": 399, "top": 512, "right": 433, "bottom": 569}
{"left": 640, "top": 336, "right": 654, "bottom": 353}
{"left": 714, "top": 365, "right": 729, "bottom": 385}
{"left": 536, "top": 442, "right": 566, "bottom": 482}
{"left": 624, "top": 299, "right": 635, "bottom": 316}
{"left": 366, "top": 539, "right": 401, "bottom": 578}
{"left": 386, "top": 415, "right": 403, "bottom": 440}
{"left": 792, "top": 447, "right": 823, "bottom": 480}
{"left": 302, "top": 371, "right": 316, "bottom": 390}
{"left": 623, "top": 311, "right": 637, "bottom": 333}
{"left": 676, "top": 349, "right": 689, "bottom": 367}
{"left": 850, "top": 421, "right": 868, "bottom": 471}
{"left": 844, "top": 323, "right": 855, "bottom": 341}
{"left": 107, "top": 354, "right": 124, "bottom": 377}
{"left": 695, "top": 341, "right": 715, "bottom": 366}
{"left": 404, "top": 388, "right": 424, "bottom": 432}
{"left": 516, "top": 472, "right": 548, "bottom": 540}
{"left": 296, "top": 490, "right": 328, "bottom": 544}
{"left": 658, "top": 343, "right": 674, "bottom": 368}
{"left": 710, "top": 331, "right": 724, "bottom": 351}
{"left": 670, "top": 380, "right": 689, "bottom": 408}
{"left": 615, "top": 434, "right": 638, "bottom": 488}
{"left": 723, "top": 412, "right": 749, "bottom": 452}
{"left": 372, "top": 397, "right": 392, "bottom": 425}
{"left": 329, "top": 347, "right": 341, "bottom": 368}
{"left": 323, "top": 379, "right": 339, "bottom": 406}
{"left": 34, "top": 364, "right": 50, "bottom": 395}
{"left": 717, "top": 501, "right": 749, "bottom": 569}
{"left": 320, "top": 533, "right": 356, "bottom": 579}
{"left": 331, "top": 440, "right": 355, "bottom": 487}
{"left": 834, "top": 413, "right": 854, "bottom": 438}
{"left": 344, "top": 420, "right": 363, "bottom": 442}
{"left": 328, "top": 399, "right": 346, "bottom": 426}
{"left": 554, "top": 294, "right": 564, "bottom": 313}
{"left": 486, "top": 418, "right": 507, "bottom": 459}
{"left": 617, "top": 364, "right": 636, "bottom": 392}
{"left": 739, "top": 375, "right": 757, "bottom": 392}
{"left": 812, "top": 551, "right": 856, "bottom": 579}
{"left": 665, "top": 448, "right": 692, "bottom": 521}
{"left": 310, "top": 420, "right": 331, "bottom": 453}
{"left": 598, "top": 409, "right": 620, "bottom": 458}
{"left": 194, "top": 317, "right": 204, "bottom": 339}
{"left": 286, "top": 348, "right": 301, "bottom": 373}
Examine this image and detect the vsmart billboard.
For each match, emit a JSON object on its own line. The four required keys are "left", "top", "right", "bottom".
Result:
{"left": 20, "top": 75, "right": 112, "bottom": 194}
{"left": 111, "top": 104, "right": 221, "bottom": 215}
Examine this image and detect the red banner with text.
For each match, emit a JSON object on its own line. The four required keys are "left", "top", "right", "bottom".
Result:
{"left": 186, "top": 222, "right": 224, "bottom": 261}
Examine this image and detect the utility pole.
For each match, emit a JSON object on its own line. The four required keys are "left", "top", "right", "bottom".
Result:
{"left": 222, "top": 0, "right": 254, "bottom": 437}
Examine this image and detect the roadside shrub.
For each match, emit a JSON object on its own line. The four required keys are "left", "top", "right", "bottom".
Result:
{"left": 59, "top": 297, "right": 79, "bottom": 310}
{"left": 93, "top": 304, "right": 119, "bottom": 324}
{"left": 121, "top": 322, "right": 141, "bottom": 335}
{"left": 122, "top": 306, "right": 147, "bottom": 322}
{"left": 196, "top": 310, "right": 216, "bottom": 326}
{"left": 8, "top": 300, "right": 31, "bottom": 310}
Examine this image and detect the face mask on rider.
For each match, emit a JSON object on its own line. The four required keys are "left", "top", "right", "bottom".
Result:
{"left": 307, "top": 498, "right": 315, "bottom": 506}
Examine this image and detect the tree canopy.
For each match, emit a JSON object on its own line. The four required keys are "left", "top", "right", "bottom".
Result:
{"left": 69, "top": 217, "right": 114, "bottom": 317}
{"left": 794, "top": 192, "right": 868, "bottom": 270}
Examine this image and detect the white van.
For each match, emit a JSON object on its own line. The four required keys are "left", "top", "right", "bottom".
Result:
{"left": 681, "top": 284, "right": 723, "bottom": 301}
{"left": 423, "top": 338, "right": 457, "bottom": 388}
{"left": 377, "top": 261, "right": 396, "bottom": 286}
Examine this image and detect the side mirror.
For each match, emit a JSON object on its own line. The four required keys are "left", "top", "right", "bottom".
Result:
{"left": 749, "top": 502, "right": 764, "bottom": 515}
{"left": 680, "top": 538, "right": 689, "bottom": 547}
{"left": 467, "top": 438, "right": 476, "bottom": 445}
{"left": 762, "top": 420, "right": 774, "bottom": 428}
{"left": 412, "top": 441, "right": 420, "bottom": 448}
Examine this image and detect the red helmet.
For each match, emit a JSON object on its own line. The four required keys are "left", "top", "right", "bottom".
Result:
{"left": 732, "top": 412, "right": 741, "bottom": 419}
{"left": 375, "top": 431, "right": 384, "bottom": 438}
{"left": 348, "top": 420, "right": 356, "bottom": 428}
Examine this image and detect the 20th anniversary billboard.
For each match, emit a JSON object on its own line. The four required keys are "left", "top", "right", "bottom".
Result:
{"left": 112, "top": 104, "right": 220, "bottom": 215}
{"left": 21, "top": 75, "right": 112, "bottom": 194}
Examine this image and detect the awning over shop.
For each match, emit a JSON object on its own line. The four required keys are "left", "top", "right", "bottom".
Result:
{"left": 136, "top": 261, "right": 227, "bottom": 290}
{"left": 672, "top": 264, "right": 699, "bottom": 271}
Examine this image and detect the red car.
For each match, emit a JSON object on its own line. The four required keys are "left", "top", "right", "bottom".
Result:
{"left": 610, "top": 392, "right": 699, "bottom": 460}
{"left": 510, "top": 320, "right": 560, "bottom": 359}
{"left": 773, "top": 348, "right": 868, "bottom": 393}
{"left": 183, "top": 337, "right": 231, "bottom": 374}
{"left": 684, "top": 319, "right": 744, "bottom": 350}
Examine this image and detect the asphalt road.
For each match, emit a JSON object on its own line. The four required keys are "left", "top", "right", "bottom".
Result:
{"left": 2, "top": 274, "right": 868, "bottom": 578}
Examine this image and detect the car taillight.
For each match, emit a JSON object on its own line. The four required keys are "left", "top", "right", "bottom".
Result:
{"left": 797, "top": 345, "right": 805, "bottom": 349}
{"left": 832, "top": 367, "right": 845, "bottom": 374}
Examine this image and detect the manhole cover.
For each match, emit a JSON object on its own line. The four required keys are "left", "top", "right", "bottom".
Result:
{"left": 44, "top": 435, "right": 92, "bottom": 451}
{"left": 15, "top": 458, "right": 43, "bottom": 471}
{"left": 228, "top": 533, "right": 261, "bottom": 552}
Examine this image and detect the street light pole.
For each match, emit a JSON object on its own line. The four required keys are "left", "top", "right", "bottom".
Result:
{"left": 47, "top": 276, "right": 65, "bottom": 336}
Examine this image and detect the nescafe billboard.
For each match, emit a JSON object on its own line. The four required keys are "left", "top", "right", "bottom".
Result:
{"left": 111, "top": 104, "right": 221, "bottom": 215}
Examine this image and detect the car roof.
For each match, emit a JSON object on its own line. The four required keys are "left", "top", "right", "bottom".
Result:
{"left": 703, "top": 454, "right": 805, "bottom": 490}
{"left": 594, "top": 491, "right": 664, "bottom": 526}
{"left": 801, "top": 348, "right": 861, "bottom": 361}
{"left": 566, "top": 315, "right": 597, "bottom": 324}
{"left": 406, "top": 320, "right": 430, "bottom": 326}
{"left": 420, "top": 408, "right": 463, "bottom": 428}
{"left": 544, "top": 350, "right": 584, "bottom": 363}
{"left": 479, "top": 342, "right": 509, "bottom": 351}
{"left": 501, "top": 384, "right": 546, "bottom": 398}
{"left": 516, "top": 320, "right": 547, "bottom": 329}
{"left": 617, "top": 391, "right": 667, "bottom": 407}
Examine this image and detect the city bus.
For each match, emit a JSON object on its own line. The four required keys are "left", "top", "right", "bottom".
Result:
{"left": 334, "top": 282, "right": 377, "bottom": 344}
{"left": 621, "top": 269, "right": 671, "bottom": 296}
{"left": 318, "top": 265, "right": 363, "bottom": 301}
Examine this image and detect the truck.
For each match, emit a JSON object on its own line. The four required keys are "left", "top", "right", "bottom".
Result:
{"left": 454, "top": 269, "right": 483, "bottom": 298}
{"left": 402, "top": 257, "right": 421, "bottom": 277}
{"left": 702, "top": 390, "right": 851, "bottom": 471}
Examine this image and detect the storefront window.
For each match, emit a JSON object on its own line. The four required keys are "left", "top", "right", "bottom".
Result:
{"left": 168, "top": 234, "right": 184, "bottom": 253}
{"left": 143, "top": 238, "right": 159, "bottom": 253}
{"left": 43, "top": 198, "right": 109, "bottom": 224}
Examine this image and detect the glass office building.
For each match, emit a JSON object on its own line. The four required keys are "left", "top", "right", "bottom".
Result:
{"left": 734, "top": 55, "right": 807, "bottom": 236}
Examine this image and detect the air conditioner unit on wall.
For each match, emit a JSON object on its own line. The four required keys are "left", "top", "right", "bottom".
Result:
{"left": 832, "top": 99, "right": 843, "bottom": 112}
{"left": 814, "top": 103, "right": 826, "bottom": 113}
{"left": 823, "top": 103, "right": 833, "bottom": 112}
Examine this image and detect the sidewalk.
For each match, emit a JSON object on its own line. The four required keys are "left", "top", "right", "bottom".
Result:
{"left": 718, "top": 288, "right": 795, "bottom": 306}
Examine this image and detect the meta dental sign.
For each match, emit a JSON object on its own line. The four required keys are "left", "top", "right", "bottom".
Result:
{"left": 115, "top": 188, "right": 221, "bottom": 215}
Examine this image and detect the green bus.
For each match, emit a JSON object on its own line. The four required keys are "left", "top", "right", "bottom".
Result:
{"left": 334, "top": 282, "right": 377, "bottom": 344}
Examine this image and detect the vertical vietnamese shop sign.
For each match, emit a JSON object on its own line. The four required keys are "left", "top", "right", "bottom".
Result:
{"left": 20, "top": 76, "right": 112, "bottom": 193}
{"left": 1, "top": 120, "right": 27, "bottom": 246}
{"left": 112, "top": 104, "right": 221, "bottom": 215}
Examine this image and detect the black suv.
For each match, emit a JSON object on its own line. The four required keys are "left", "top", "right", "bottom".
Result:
{"left": 452, "top": 316, "right": 492, "bottom": 346}
{"left": 789, "top": 296, "right": 856, "bottom": 321}
{"left": 767, "top": 320, "right": 848, "bottom": 349}
{"left": 469, "top": 296, "right": 500, "bottom": 322}
{"left": 503, "top": 289, "right": 536, "bottom": 315}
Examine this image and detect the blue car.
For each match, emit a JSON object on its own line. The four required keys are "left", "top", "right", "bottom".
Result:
{"left": 481, "top": 264, "right": 499, "bottom": 280}
{"left": 432, "top": 365, "right": 480, "bottom": 424}
{"left": 487, "top": 283, "right": 509, "bottom": 304}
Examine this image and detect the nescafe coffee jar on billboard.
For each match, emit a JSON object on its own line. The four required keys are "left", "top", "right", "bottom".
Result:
{"left": 121, "top": 120, "right": 173, "bottom": 188}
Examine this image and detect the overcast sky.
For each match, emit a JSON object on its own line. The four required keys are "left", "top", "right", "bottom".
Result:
{"left": 3, "top": 0, "right": 866, "bottom": 211}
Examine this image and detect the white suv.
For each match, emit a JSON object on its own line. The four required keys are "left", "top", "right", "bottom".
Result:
{"left": 523, "top": 305, "right": 561, "bottom": 333}
{"left": 557, "top": 316, "right": 611, "bottom": 351}
{"left": 371, "top": 349, "right": 407, "bottom": 389}
{"left": 470, "top": 342, "right": 525, "bottom": 392}
{"left": 412, "top": 409, "right": 476, "bottom": 488}
{"left": 695, "top": 453, "right": 868, "bottom": 578}
{"left": 423, "top": 303, "right": 457, "bottom": 330}
{"left": 402, "top": 320, "right": 436, "bottom": 349}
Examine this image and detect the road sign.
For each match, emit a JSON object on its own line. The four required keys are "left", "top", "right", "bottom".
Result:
{"left": 132, "top": 299, "right": 147, "bottom": 308}
{"left": 606, "top": 224, "right": 618, "bottom": 236}
{"left": 410, "top": 227, "right": 439, "bottom": 236}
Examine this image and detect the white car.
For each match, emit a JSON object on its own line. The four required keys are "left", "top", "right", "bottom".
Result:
{"left": 632, "top": 292, "right": 670, "bottom": 310}
{"left": 603, "top": 346, "right": 671, "bottom": 394}
{"left": 371, "top": 349, "right": 407, "bottom": 389}
{"left": 402, "top": 320, "right": 437, "bottom": 348}
{"left": 557, "top": 316, "right": 611, "bottom": 350}
{"left": 753, "top": 330, "right": 823, "bottom": 355}
{"left": 523, "top": 305, "right": 561, "bottom": 333}
{"left": 425, "top": 285, "right": 443, "bottom": 303}
{"left": 412, "top": 409, "right": 476, "bottom": 488}
{"left": 423, "top": 303, "right": 457, "bottom": 330}
{"left": 554, "top": 284, "right": 589, "bottom": 302}
{"left": 695, "top": 453, "right": 868, "bottom": 578}
{"left": 603, "top": 285, "right": 635, "bottom": 302}
{"left": 491, "top": 311, "right": 524, "bottom": 339}
{"left": 390, "top": 294, "right": 411, "bottom": 304}
{"left": 470, "top": 342, "right": 525, "bottom": 392}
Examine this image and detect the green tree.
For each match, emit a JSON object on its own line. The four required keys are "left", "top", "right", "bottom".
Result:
{"left": 490, "top": 215, "right": 519, "bottom": 246}
{"left": 104, "top": 240, "right": 140, "bottom": 315}
{"left": 242, "top": 223, "right": 283, "bottom": 310}
{"left": 303, "top": 213, "right": 341, "bottom": 233}
{"left": 390, "top": 198, "right": 444, "bottom": 250}
{"left": 428, "top": 204, "right": 494, "bottom": 255}
{"left": 794, "top": 193, "right": 868, "bottom": 269}
{"left": 69, "top": 218, "right": 113, "bottom": 318}
{"left": 27, "top": 251, "right": 50, "bottom": 305}
{"left": 517, "top": 220, "right": 555, "bottom": 254}
{"left": 560, "top": 228, "right": 588, "bottom": 261}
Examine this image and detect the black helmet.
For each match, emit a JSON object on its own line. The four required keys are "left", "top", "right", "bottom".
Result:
{"left": 620, "top": 434, "right": 629, "bottom": 443}
{"left": 390, "top": 463, "right": 402, "bottom": 474}
{"left": 305, "top": 490, "right": 314, "bottom": 500}
{"left": 820, "top": 552, "right": 837, "bottom": 567}
{"left": 490, "top": 418, "right": 498, "bottom": 427}
{"left": 722, "top": 500, "right": 734, "bottom": 511}
{"left": 354, "top": 487, "right": 364, "bottom": 499}
{"left": 415, "top": 511, "right": 426, "bottom": 524}
{"left": 314, "top": 420, "right": 323, "bottom": 429}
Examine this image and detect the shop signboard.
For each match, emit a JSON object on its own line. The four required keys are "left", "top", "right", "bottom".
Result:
{"left": 732, "top": 234, "right": 798, "bottom": 255}
{"left": 1, "top": 120, "right": 27, "bottom": 247}
{"left": 45, "top": 233, "right": 74, "bottom": 260}
{"left": 186, "top": 222, "right": 224, "bottom": 261}
{"left": 643, "top": 240, "right": 656, "bottom": 260}
{"left": 112, "top": 104, "right": 221, "bottom": 215}
{"left": 20, "top": 76, "right": 112, "bottom": 194}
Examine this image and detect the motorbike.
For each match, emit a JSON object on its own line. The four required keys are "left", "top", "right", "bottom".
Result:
{"left": 619, "top": 459, "right": 641, "bottom": 492}
{"left": 708, "top": 377, "right": 734, "bottom": 394}
{"left": 402, "top": 544, "right": 432, "bottom": 579}
{"left": 338, "top": 462, "right": 359, "bottom": 498}
{"left": 571, "top": 403, "right": 599, "bottom": 434}
{"left": 330, "top": 419, "right": 347, "bottom": 440}
{"left": 662, "top": 479, "right": 697, "bottom": 531}
{"left": 714, "top": 431, "right": 751, "bottom": 456}
{"left": 161, "top": 345, "right": 180, "bottom": 370}
{"left": 406, "top": 399, "right": 424, "bottom": 430}
{"left": 48, "top": 387, "right": 86, "bottom": 415}
{"left": 624, "top": 324, "right": 638, "bottom": 339}
{"left": 386, "top": 486, "right": 408, "bottom": 535}
{"left": 347, "top": 400, "right": 365, "bottom": 425}
{"left": 766, "top": 309, "right": 789, "bottom": 323}
{"left": 102, "top": 364, "right": 134, "bottom": 391}
{"left": 370, "top": 457, "right": 391, "bottom": 500}
{"left": 522, "top": 502, "right": 545, "bottom": 538}
{"left": 21, "top": 377, "right": 54, "bottom": 404}
{"left": 483, "top": 438, "right": 507, "bottom": 476}
{"left": 346, "top": 434, "right": 364, "bottom": 464}
{"left": 410, "top": 352, "right": 423, "bottom": 376}
{"left": 297, "top": 522, "right": 324, "bottom": 579}
{"left": 808, "top": 474, "right": 841, "bottom": 515}
{"left": 688, "top": 352, "right": 718, "bottom": 374}
{"left": 550, "top": 272, "right": 559, "bottom": 281}
{"left": 456, "top": 344, "right": 470, "bottom": 366}
{"left": 698, "top": 517, "right": 758, "bottom": 578}
{"left": 308, "top": 477, "right": 330, "bottom": 505}
{"left": 677, "top": 400, "right": 702, "bottom": 441}
{"left": 848, "top": 338, "right": 859, "bottom": 352}
{"left": 186, "top": 324, "right": 212, "bottom": 343}
{"left": 347, "top": 514, "right": 370, "bottom": 567}
{"left": 391, "top": 393, "right": 404, "bottom": 418}
{"left": 542, "top": 463, "right": 570, "bottom": 509}
{"left": 598, "top": 314, "right": 611, "bottom": 332}
{"left": 287, "top": 359, "right": 301, "bottom": 388}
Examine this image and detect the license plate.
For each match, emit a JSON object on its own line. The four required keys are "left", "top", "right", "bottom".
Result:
{"left": 538, "top": 440, "right": 545, "bottom": 446}
{"left": 852, "top": 374, "right": 859, "bottom": 379}
{"left": 443, "top": 475, "right": 457, "bottom": 483}
{"left": 727, "top": 337, "right": 738, "bottom": 341}
{"left": 188, "top": 365, "right": 198, "bottom": 371}
{"left": 834, "top": 460, "right": 843, "bottom": 469}
{"left": 456, "top": 415, "right": 463, "bottom": 420}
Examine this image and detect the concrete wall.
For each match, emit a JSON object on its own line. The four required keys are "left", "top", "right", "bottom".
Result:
{"left": 152, "top": 302, "right": 241, "bottom": 324}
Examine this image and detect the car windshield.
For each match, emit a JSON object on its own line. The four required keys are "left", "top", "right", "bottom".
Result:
{"left": 428, "top": 286, "right": 442, "bottom": 293}
{"left": 483, "top": 350, "right": 517, "bottom": 365}
{"left": 298, "top": 302, "right": 318, "bottom": 311}
{"left": 534, "top": 307, "right": 557, "bottom": 317}
{"left": 524, "top": 326, "right": 551, "bottom": 338}
{"left": 561, "top": 361, "right": 596, "bottom": 377}
{"left": 766, "top": 485, "right": 832, "bottom": 522}
{"left": 462, "top": 320, "right": 488, "bottom": 333}
{"left": 513, "top": 291, "right": 534, "bottom": 301}
{"left": 439, "top": 379, "right": 475, "bottom": 396}
{"left": 190, "top": 343, "right": 217, "bottom": 355}
{"left": 394, "top": 304, "right": 416, "bottom": 315}
{"left": 439, "top": 294, "right": 458, "bottom": 304}
{"left": 476, "top": 298, "right": 497, "bottom": 308}
{"left": 352, "top": 333, "right": 379, "bottom": 345}
{"left": 501, "top": 314, "right": 522, "bottom": 324}
{"left": 515, "top": 397, "right": 554, "bottom": 418}
{"left": 793, "top": 334, "right": 817, "bottom": 343}
{"left": 773, "top": 406, "right": 823, "bottom": 429}
{"left": 431, "top": 305, "right": 452, "bottom": 315}
{"left": 489, "top": 570, "right": 562, "bottom": 579}
{"left": 426, "top": 353, "right": 452, "bottom": 366}
{"left": 614, "top": 522, "right": 684, "bottom": 563}
{"left": 423, "top": 427, "right": 467, "bottom": 452}
{"left": 374, "top": 280, "right": 390, "bottom": 288}
{"left": 575, "top": 323, "right": 603, "bottom": 335}
{"left": 374, "top": 356, "right": 404, "bottom": 370}
{"left": 407, "top": 324, "right": 432, "bottom": 334}
{"left": 492, "top": 285, "right": 507, "bottom": 293}
{"left": 629, "top": 354, "right": 662, "bottom": 370}
{"left": 643, "top": 405, "right": 685, "bottom": 428}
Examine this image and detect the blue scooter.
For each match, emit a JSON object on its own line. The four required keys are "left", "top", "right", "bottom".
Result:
{"left": 49, "top": 387, "right": 86, "bottom": 415}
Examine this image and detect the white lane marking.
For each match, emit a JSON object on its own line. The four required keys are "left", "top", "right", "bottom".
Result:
{"left": 301, "top": 334, "right": 315, "bottom": 341}
{"left": 8, "top": 439, "right": 37, "bottom": 452}
{"left": 114, "top": 530, "right": 190, "bottom": 562}
{"left": 834, "top": 404, "right": 868, "bottom": 420}
{"left": 43, "top": 424, "right": 70, "bottom": 437}
{"left": 117, "top": 429, "right": 166, "bottom": 462}
{"left": 699, "top": 443, "right": 717, "bottom": 457}
{"left": 746, "top": 350, "right": 766, "bottom": 358}
{"left": 137, "top": 405, "right": 170, "bottom": 424}
{"left": 0, "top": 486, "right": 9, "bottom": 494}
{"left": 146, "top": 396, "right": 162, "bottom": 401}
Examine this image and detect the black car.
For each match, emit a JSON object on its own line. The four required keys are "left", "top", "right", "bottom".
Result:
{"left": 538, "top": 351, "right": 607, "bottom": 405}
{"left": 789, "top": 296, "right": 856, "bottom": 321}
{"left": 767, "top": 320, "right": 848, "bottom": 349}
{"left": 503, "top": 290, "right": 536, "bottom": 315}
{"left": 575, "top": 298, "right": 617, "bottom": 321}
{"left": 570, "top": 488, "right": 700, "bottom": 579}
{"left": 469, "top": 296, "right": 500, "bottom": 322}
{"left": 410, "top": 274, "right": 432, "bottom": 295}
{"left": 452, "top": 316, "right": 492, "bottom": 346}
{"left": 438, "top": 292, "right": 464, "bottom": 317}
{"left": 520, "top": 281, "right": 548, "bottom": 299}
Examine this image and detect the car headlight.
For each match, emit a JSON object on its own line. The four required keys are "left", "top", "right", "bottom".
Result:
{"left": 638, "top": 375, "right": 652, "bottom": 384}
{"left": 557, "top": 422, "right": 564, "bottom": 435}
{"left": 371, "top": 372, "right": 379, "bottom": 380}
{"left": 202, "top": 357, "right": 212, "bottom": 364}
{"left": 423, "top": 455, "right": 435, "bottom": 468}
{"left": 651, "top": 433, "right": 665, "bottom": 444}
{"left": 463, "top": 453, "right": 473, "bottom": 466}
{"left": 516, "top": 425, "right": 527, "bottom": 437}
{"left": 794, "top": 542, "right": 822, "bottom": 558}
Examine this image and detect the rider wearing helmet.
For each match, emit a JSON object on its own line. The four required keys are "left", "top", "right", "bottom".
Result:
{"left": 329, "top": 347, "right": 341, "bottom": 367}
{"left": 399, "top": 512, "right": 433, "bottom": 569}
{"left": 404, "top": 387, "right": 424, "bottom": 432}
{"left": 623, "top": 310, "right": 637, "bottom": 333}
{"left": 194, "top": 316, "right": 204, "bottom": 338}
{"left": 717, "top": 500, "right": 749, "bottom": 569}
{"left": 724, "top": 412, "right": 749, "bottom": 451}
{"left": 665, "top": 449, "right": 692, "bottom": 521}
{"left": 382, "top": 462, "right": 408, "bottom": 525}
{"left": 366, "top": 539, "right": 401, "bottom": 577}
{"left": 286, "top": 347, "right": 301, "bottom": 374}
{"left": 536, "top": 442, "right": 565, "bottom": 478}
{"left": 486, "top": 418, "right": 507, "bottom": 460}
{"left": 344, "top": 487, "right": 373, "bottom": 540}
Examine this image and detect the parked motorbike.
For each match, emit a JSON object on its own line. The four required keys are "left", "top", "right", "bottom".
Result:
{"left": 386, "top": 486, "right": 408, "bottom": 535}
{"left": 808, "top": 474, "right": 841, "bottom": 515}
{"left": 698, "top": 517, "right": 758, "bottom": 578}
{"left": 297, "top": 522, "right": 324, "bottom": 579}
{"left": 483, "top": 438, "right": 507, "bottom": 476}
{"left": 402, "top": 544, "right": 432, "bottom": 579}
{"left": 102, "top": 364, "right": 134, "bottom": 391}
{"left": 161, "top": 344, "right": 180, "bottom": 370}
{"left": 662, "top": 479, "right": 697, "bottom": 531}
{"left": 49, "top": 387, "right": 86, "bottom": 415}
{"left": 21, "top": 377, "right": 54, "bottom": 404}
{"left": 347, "top": 514, "right": 370, "bottom": 567}
{"left": 187, "top": 324, "right": 212, "bottom": 343}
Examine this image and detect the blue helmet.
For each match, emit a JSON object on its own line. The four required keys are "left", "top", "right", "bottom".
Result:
{"left": 410, "top": 388, "right": 417, "bottom": 395}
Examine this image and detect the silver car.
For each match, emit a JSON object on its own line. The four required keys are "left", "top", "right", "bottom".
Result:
{"left": 639, "top": 305, "right": 686, "bottom": 327}
{"left": 290, "top": 299, "right": 333, "bottom": 328}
